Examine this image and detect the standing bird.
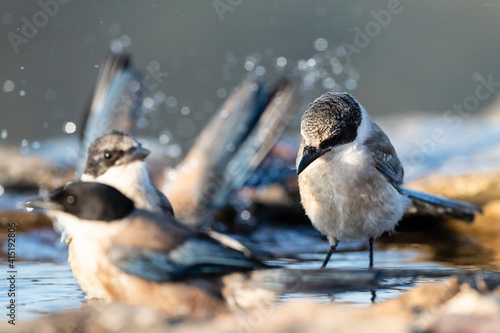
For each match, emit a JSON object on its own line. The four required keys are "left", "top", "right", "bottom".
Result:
{"left": 296, "top": 92, "right": 482, "bottom": 269}
{"left": 23, "top": 182, "right": 269, "bottom": 318}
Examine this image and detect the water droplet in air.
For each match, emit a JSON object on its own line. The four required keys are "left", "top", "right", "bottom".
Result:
{"left": 3, "top": 80, "right": 14, "bottom": 92}
{"left": 244, "top": 61, "right": 255, "bottom": 71}
{"left": 64, "top": 122, "right": 76, "bottom": 134}
{"left": 255, "top": 66, "right": 266, "bottom": 76}
{"left": 217, "top": 89, "right": 227, "bottom": 98}
{"left": 314, "top": 38, "right": 328, "bottom": 51}
{"left": 276, "top": 57, "right": 287, "bottom": 67}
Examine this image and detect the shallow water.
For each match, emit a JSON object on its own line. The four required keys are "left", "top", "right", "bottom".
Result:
{"left": 0, "top": 148, "right": 495, "bottom": 321}
{"left": 0, "top": 227, "right": 82, "bottom": 320}
{"left": 0, "top": 224, "right": 458, "bottom": 320}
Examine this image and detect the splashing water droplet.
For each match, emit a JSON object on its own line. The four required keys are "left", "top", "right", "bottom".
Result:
{"left": 241, "top": 210, "right": 251, "bottom": 220}
{"left": 159, "top": 134, "right": 170, "bottom": 145}
{"left": 64, "top": 122, "right": 76, "bottom": 134}
{"left": 276, "top": 57, "right": 287, "bottom": 67}
{"left": 314, "top": 38, "right": 328, "bottom": 51}
{"left": 3, "top": 80, "right": 14, "bottom": 92}
{"left": 255, "top": 65, "right": 266, "bottom": 76}
{"left": 217, "top": 89, "right": 227, "bottom": 98}
{"left": 166, "top": 144, "right": 182, "bottom": 158}
{"left": 244, "top": 60, "right": 255, "bottom": 71}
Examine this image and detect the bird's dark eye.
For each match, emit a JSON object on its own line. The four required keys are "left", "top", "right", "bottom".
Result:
{"left": 67, "top": 196, "right": 75, "bottom": 205}
{"left": 103, "top": 150, "right": 112, "bottom": 159}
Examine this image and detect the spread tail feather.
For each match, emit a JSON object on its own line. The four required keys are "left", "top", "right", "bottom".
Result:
{"left": 167, "top": 77, "right": 301, "bottom": 225}
{"left": 77, "top": 53, "right": 145, "bottom": 176}
{"left": 402, "top": 187, "right": 482, "bottom": 223}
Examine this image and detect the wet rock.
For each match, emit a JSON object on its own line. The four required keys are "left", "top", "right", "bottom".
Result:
{"left": 0, "top": 147, "right": 74, "bottom": 191}
{"left": 428, "top": 315, "right": 500, "bottom": 333}
{"left": 7, "top": 276, "right": 500, "bottom": 333}
{"left": 0, "top": 211, "right": 52, "bottom": 231}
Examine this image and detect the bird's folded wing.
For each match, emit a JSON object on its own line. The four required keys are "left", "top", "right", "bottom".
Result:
{"left": 106, "top": 237, "right": 264, "bottom": 282}
{"left": 365, "top": 123, "right": 404, "bottom": 190}
{"left": 155, "top": 187, "right": 175, "bottom": 216}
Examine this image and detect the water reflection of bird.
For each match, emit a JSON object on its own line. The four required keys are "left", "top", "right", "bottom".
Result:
{"left": 23, "top": 182, "right": 270, "bottom": 318}
{"left": 297, "top": 92, "right": 482, "bottom": 269}
{"left": 79, "top": 53, "right": 301, "bottom": 226}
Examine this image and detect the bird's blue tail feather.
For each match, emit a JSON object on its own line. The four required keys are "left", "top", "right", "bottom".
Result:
{"left": 402, "top": 187, "right": 481, "bottom": 223}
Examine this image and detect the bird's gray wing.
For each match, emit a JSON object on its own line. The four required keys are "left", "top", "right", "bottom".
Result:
{"left": 106, "top": 236, "right": 266, "bottom": 282}
{"left": 365, "top": 124, "right": 482, "bottom": 223}
{"left": 364, "top": 123, "right": 404, "bottom": 190}
{"left": 155, "top": 187, "right": 175, "bottom": 216}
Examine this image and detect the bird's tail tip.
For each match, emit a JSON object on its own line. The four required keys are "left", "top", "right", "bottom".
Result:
{"left": 402, "top": 187, "right": 482, "bottom": 223}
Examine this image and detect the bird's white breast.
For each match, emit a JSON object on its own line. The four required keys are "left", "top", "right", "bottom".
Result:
{"left": 82, "top": 161, "right": 162, "bottom": 213}
{"left": 298, "top": 142, "right": 410, "bottom": 241}
{"left": 51, "top": 212, "right": 125, "bottom": 299}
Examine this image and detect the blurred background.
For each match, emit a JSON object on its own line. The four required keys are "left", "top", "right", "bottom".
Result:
{"left": 2, "top": 2, "right": 500, "bottom": 324}
{"left": 1, "top": 1, "right": 500, "bottom": 153}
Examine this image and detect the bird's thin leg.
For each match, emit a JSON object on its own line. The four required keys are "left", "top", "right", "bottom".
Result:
{"left": 321, "top": 238, "right": 338, "bottom": 269}
{"left": 368, "top": 237, "right": 376, "bottom": 302}
{"left": 370, "top": 289, "right": 377, "bottom": 303}
{"left": 368, "top": 237, "right": 374, "bottom": 269}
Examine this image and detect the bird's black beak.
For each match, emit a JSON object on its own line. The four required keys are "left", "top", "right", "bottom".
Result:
{"left": 129, "top": 145, "right": 150, "bottom": 162}
{"left": 297, "top": 146, "right": 325, "bottom": 175}
{"left": 18, "top": 198, "right": 62, "bottom": 211}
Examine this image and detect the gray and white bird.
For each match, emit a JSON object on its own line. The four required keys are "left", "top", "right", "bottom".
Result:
{"left": 296, "top": 92, "right": 481, "bottom": 269}
{"left": 81, "top": 131, "right": 174, "bottom": 216}
{"left": 23, "top": 182, "right": 269, "bottom": 318}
